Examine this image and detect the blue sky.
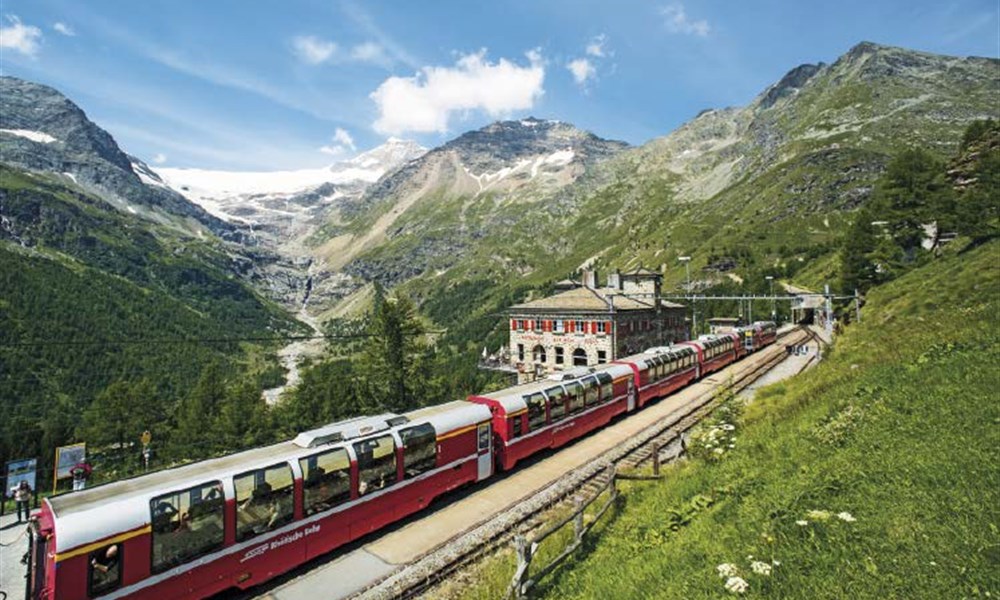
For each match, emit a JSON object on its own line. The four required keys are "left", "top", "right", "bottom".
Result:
{"left": 1, "top": 0, "right": 997, "bottom": 170}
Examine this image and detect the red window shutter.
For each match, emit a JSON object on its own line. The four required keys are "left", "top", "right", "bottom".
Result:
{"left": 544, "top": 320, "right": 551, "bottom": 332}
{"left": 510, "top": 319, "right": 516, "bottom": 330}
{"left": 605, "top": 321, "right": 612, "bottom": 334}
{"left": 567, "top": 320, "right": 574, "bottom": 333}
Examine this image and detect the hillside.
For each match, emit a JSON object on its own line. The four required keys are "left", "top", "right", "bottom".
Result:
{"left": 307, "top": 43, "right": 996, "bottom": 335}
{"left": 453, "top": 236, "right": 1000, "bottom": 599}
{"left": 0, "top": 160, "right": 297, "bottom": 472}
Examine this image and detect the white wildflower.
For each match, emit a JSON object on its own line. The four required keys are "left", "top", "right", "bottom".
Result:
{"left": 729, "top": 443, "right": 736, "bottom": 448}
{"left": 721, "top": 424, "right": 736, "bottom": 431}
{"left": 807, "top": 509, "right": 832, "bottom": 521}
{"left": 724, "top": 576, "right": 749, "bottom": 594}
{"left": 713, "top": 448, "right": 725, "bottom": 455}
{"left": 772, "top": 559, "right": 781, "bottom": 566}
{"left": 796, "top": 520, "right": 809, "bottom": 526}
{"left": 716, "top": 563, "right": 739, "bottom": 578}
{"left": 837, "top": 512, "right": 856, "bottom": 522}
{"left": 750, "top": 560, "right": 772, "bottom": 576}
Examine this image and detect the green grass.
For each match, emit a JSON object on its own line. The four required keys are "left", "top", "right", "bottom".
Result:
{"left": 455, "top": 239, "right": 1000, "bottom": 599}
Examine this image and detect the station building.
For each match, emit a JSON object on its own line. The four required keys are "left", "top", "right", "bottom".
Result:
{"left": 508, "top": 268, "right": 687, "bottom": 383}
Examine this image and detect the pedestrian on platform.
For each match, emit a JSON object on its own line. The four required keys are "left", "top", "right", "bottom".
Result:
{"left": 70, "top": 462, "right": 92, "bottom": 491}
{"left": 15, "top": 480, "right": 32, "bottom": 522}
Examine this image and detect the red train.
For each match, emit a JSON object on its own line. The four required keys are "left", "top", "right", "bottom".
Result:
{"left": 25, "top": 323, "right": 777, "bottom": 600}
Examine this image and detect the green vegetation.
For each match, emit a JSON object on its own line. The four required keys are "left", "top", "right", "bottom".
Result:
{"left": 839, "top": 120, "right": 1000, "bottom": 296}
{"left": 454, "top": 237, "right": 999, "bottom": 599}
{"left": 0, "top": 166, "right": 295, "bottom": 483}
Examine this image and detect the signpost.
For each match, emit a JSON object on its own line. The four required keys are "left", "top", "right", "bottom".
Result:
{"left": 53, "top": 443, "right": 87, "bottom": 492}
{"left": 141, "top": 430, "right": 152, "bottom": 471}
{"left": 4, "top": 457, "right": 38, "bottom": 516}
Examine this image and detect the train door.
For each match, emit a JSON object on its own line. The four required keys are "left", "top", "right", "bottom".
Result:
{"left": 476, "top": 422, "right": 492, "bottom": 481}
{"left": 626, "top": 377, "right": 636, "bottom": 411}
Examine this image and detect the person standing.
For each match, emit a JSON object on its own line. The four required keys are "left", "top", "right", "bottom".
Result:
{"left": 14, "top": 480, "right": 32, "bottom": 522}
{"left": 69, "top": 462, "right": 92, "bottom": 491}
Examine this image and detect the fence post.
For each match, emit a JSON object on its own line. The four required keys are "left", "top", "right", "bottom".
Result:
{"left": 573, "top": 497, "right": 585, "bottom": 541}
{"left": 511, "top": 534, "right": 532, "bottom": 599}
{"left": 653, "top": 446, "right": 661, "bottom": 477}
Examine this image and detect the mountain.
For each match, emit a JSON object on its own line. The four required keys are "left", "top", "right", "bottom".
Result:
{"left": 295, "top": 42, "right": 996, "bottom": 351}
{"left": 156, "top": 138, "right": 425, "bottom": 247}
{"left": 305, "top": 118, "right": 629, "bottom": 313}
{"left": 0, "top": 80, "right": 303, "bottom": 470}
{"left": 0, "top": 76, "right": 231, "bottom": 236}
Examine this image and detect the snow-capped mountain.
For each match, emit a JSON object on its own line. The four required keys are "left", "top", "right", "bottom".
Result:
{"left": 155, "top": 138, "right": 426, "bottom": 231}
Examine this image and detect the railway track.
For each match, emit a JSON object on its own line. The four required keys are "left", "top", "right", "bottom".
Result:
{"left": 354, "top": 327, "right": 818, "bottom": 600}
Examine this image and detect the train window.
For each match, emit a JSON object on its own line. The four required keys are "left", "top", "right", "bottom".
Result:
{"left": 400, "top": 423, "right": 437, "bottom": 479}
{"left": 526, "top": 393, "right": 547, "bottom": 430}
{"left": 88, "top": 543, "right": 122, "bottom": 596}
{"left": 565, "top": 381, "right": 585, "bottom": 414}
{"left": 354, "top": 435, "right": 397, "bottom": 496}
{"left": 510, "top": 413, "right": 523, "bottom": 438}
{"left": 300, "top": 448, "right": 351, "bottom": 515}
{"left": 150, "top": 481, "right": 224, "bottom": 574}
{"left": 597, "top": 373, "right": 614, "bottom": 401}
{"left": 583, "top": 375, "right": 600, "bottom": 406}
{"left": 545, "top": 386, "right": 567, "bottom": 422}
{"left": 234, "top": 463, "right": 294, "bottom": 542}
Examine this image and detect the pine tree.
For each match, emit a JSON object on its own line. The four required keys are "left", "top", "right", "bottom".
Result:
{"left": 171, "top": 362, "right": 227, "bottom": 459}
{"left": 359, "top": 284, "right": 427, "bottom": 413}
{"left": 872, "top": 148, "right": 952, "bottom": 255}
{"left": 955, "top": 121, "right": 1000, "bottom": 243}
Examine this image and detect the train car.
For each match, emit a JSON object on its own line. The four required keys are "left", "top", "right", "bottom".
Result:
{"left": 26, "top": 402, "right": 491, "bottom": 600}
{"left": 469, "top": 363, "right": 634, "bottom": 471}
{"left": 678, "top": 332, "right": 741, "bottom": 378}
{"left": 739, "top": 321, "right": 778, "bottom": 352}
{"left": 612, "top": 344, "right": 700, "bottom": 407}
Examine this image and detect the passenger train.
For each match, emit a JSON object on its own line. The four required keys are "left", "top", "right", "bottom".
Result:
{"left": 24, "top": 321, "right": 777, "bottom": 600}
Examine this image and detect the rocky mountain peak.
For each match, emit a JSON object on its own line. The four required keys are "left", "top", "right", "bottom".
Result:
{"left": 0, "top": 76, "right": 228, "bottom": 234}
{"left": 756, "top": 62, "right": 825, "bottom": 110}
{"left": 441, "top": 116, "right": 628, "bottom": 174}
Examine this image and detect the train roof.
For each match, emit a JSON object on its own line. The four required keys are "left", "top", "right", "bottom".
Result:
{"left": 475, "top": 363, "right": 632, "bottom": 413}
{"left": 46, "top": 401, "right": 489, "bottom": 553}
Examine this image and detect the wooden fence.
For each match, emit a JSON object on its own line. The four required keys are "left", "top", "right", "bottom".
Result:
{"left": 504, "top": 435, "right": 688, "bottom": 599}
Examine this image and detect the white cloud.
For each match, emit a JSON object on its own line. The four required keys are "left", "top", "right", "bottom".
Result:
{"left": 1, "top": 15, "right": 43, "bottom": 57}
{"left": 293, "top": 35, "right": 337, "bottom": 65}
{"left": 586, "top": 34, "right": 607, "bottom": 58}
{"left": 350, "top": 42, "right": 386, "bottom": 64}
{"left": 333, "top": 127, "right": 356, "bottom": 150}
{"left": 370, "top": 49, "right": 545, "bottom": 135}
{"left": 567, "top": 58, "right": 596, "bottom": 86}
{"left": 319, "top": 127, "right": 357, "bottom": 156}
{"left": 152, "top": 153, "right": 167, "bottom": 164}
{"left": 53, "top": 22, "right": 75, "bottom": 36}
{"left": 661, "top": 3, "right": 710, "bottom": 36}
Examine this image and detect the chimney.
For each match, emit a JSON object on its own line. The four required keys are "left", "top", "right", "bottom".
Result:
{"left": 583, "top": 269, "right": 597, "bottom": 289}
{"left": 607, "top": 270, "right": 622, "bottom": 291}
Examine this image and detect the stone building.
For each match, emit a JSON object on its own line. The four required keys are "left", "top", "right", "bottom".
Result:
{"left": 507, "top": 268, "right": 687, "bottom": 383}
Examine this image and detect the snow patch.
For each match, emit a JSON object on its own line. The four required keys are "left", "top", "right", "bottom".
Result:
{"left": 1, "top": 129, "right": 58, "bottom": 144}
{"left": 131, "top": 162, "right": 170, "bottom": 189}
{"left": 62, "top": 172, "right": 77, "bottom": 184}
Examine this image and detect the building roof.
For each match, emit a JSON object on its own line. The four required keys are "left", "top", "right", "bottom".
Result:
{"left": 511, "top": 286, "right": 683, "bottom": 313}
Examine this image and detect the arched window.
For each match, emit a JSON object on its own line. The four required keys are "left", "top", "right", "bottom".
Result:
{"left": 572, "top": 348, "right": 588, "bottom": 366}
{"left": 532, "top": 345, "right": 546, "bottom": 363}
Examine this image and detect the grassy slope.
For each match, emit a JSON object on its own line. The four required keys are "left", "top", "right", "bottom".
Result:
{"left": 456, "top": 239, "right": 999, "bottom": 599}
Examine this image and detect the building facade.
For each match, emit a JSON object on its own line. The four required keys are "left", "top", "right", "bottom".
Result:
{"left": 508, "top": 268, "right": 688, "bottom": 383}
